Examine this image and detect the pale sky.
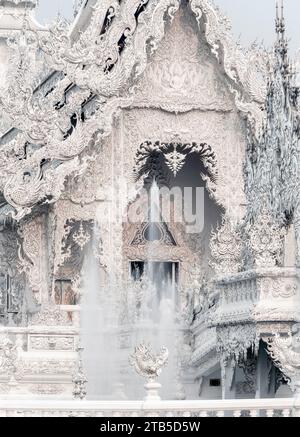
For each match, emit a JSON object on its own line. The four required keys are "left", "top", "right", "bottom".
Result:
{"left": 36, "top": 0, "right": 300, "bottom": 54}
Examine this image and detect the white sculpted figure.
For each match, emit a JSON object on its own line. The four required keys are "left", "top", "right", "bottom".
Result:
{"left": 130, "top": 342, "right": 169, "bottom": 383}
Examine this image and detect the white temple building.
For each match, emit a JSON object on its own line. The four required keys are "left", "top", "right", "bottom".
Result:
{"left": 0, "top": 0, "right": 300, "bottom": 417}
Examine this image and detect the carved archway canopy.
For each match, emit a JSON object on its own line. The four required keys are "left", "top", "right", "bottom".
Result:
{"left": 133, "top": 140, "right": 218, "bottom": 196}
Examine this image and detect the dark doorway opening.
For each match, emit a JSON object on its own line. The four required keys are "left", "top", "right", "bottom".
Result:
{"left": 131, "top": 261, "right": 179, "bottom": 288}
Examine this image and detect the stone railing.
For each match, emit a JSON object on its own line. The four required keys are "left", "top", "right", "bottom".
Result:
{"left": 214, "top": 267, "right": 300, "bottom": 326}
{"left": 0, "top": 398, "right": 297, "bottom": 417}
{"left": 213, "top": 273, "right": 258, "bottom": 326}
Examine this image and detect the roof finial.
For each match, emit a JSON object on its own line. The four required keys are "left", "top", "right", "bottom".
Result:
{"left": 281, "top": 0, "right": 284, "bottom": 19}
{"left": 281, "top": 0, "right": 285, "bottom": 30}
{"left": 275, "top": 0, "right": 285, "bottom": 37}
{"left": 276, "top": 0, "right": 279, "bottom": 20}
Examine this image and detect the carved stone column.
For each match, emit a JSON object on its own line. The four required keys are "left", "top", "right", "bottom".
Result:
{"left": 18, "top": 216, "right": 46, "bottom": 305}
{"left": 221, "top": 357, "right": 236, "bottom": 399}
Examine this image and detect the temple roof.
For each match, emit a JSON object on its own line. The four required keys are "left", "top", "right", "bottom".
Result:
{"left": 0, "top": 0, "right": 288, "bottom": 221}
{"left": 0, "top": 0, "right": 44, "bottom": 34}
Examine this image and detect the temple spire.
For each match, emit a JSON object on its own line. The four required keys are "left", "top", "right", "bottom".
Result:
{"left": 245, "top": 0, "right": 300, "bottom": 225}
{"left": 274, "top": 0, "right": 290, "bottom": 83}
{"left": 275, "top": 0, "right": 285, "bottom": 37}
{"left": 73, "top": 0, "right": 84, "bottom": 18}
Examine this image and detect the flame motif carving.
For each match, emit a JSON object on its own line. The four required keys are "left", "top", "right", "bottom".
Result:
{"left": 210, "top": 215, "right": 243, "bottom": 276}
{"left": 164, "top": 144, "right": 186, "bottom": 176}
{"left": 73, "top": 222, "right": 91, "bottom": 250}
{"left": 249, "top": 209, "right": 285, "bottom": 268}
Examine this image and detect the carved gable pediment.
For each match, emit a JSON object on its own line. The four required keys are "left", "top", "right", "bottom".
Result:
{"left": 132, "top": 7, "right": 233, "bottom": 113}
{"left": 131, "top": 221, "right": 177, "bottom": 247}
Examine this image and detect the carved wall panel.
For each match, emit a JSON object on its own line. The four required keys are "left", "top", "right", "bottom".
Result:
{"left": 0, "top": 225, "right": 25, "bottom": 322}
{"left": 63, "top": 135, "right": 112, "bottom": 206}
{"left": 210, "top": 215, "right": 243, "bottom": 276}
{"left": 29, "top": 303, "right": 72, "bottom": 327}
{"left": 53, "top": 201, "right": 97, "bottom": 275}
{"left": 29, "top": 335, "right": 75, "bottom": 352}
{"left": 254, "top": 273, "right": 300, "bottom": 324}
{"left": 15, "top": 359, "right": 76, "bottom": 378}
{"left": 0, "top": 334, "right": 17, "bottom": 375}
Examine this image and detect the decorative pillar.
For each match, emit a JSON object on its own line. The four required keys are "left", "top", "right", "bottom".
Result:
{"left": 221, "top": 357, "right": 236, "bottom": 400}
{"left": 18, "top": 216, "right": 46, "bottom": 305}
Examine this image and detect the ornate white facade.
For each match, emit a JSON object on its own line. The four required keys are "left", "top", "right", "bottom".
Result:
{"left": 0, "top": 0, "right": 299, "bottom": 411}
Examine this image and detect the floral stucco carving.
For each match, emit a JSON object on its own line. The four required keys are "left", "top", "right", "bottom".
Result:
{"left": 210, "top": 215, "right": 243, "bottom": 276}
{"left": 249, "top": 208, "right": 285, "bottom": 268}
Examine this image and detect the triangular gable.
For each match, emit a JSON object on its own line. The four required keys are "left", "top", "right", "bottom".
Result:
{"left": 131, "top": 221, "right": 177, "bottom": 247}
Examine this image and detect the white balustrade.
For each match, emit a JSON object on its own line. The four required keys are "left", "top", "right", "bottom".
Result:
{"left": 250, "top": 409, "right": 258, "bottom": 417}
{"left": 0, "top": 397, "right": 295, "bottom": 417}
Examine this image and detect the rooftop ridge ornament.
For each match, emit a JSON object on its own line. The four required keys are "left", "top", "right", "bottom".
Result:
{"left": 275, "top": 0, "right": 285, "bottom": 36}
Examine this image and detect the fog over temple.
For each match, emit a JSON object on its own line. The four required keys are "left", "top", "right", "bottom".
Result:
{"left": 0, "top": 0, "right": 300, "bottom": 417}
